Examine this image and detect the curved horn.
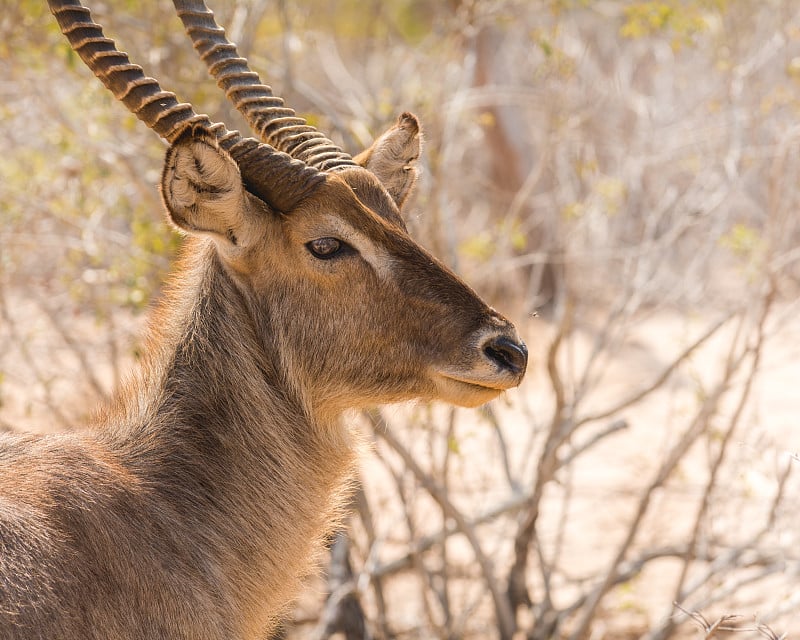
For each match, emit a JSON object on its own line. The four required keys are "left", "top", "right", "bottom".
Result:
{"left": 48, "top": 0, "right": 216, "bottom": 144}
{"left": 48, "top": 0, "right": 325, "bottom": 212}
{"left": 172, "top": 0, "right": 358, "bottom": 173}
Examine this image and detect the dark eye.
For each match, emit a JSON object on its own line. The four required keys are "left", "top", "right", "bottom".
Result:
{"left": 306, "top": 237, "right": 345, "bottom": 260}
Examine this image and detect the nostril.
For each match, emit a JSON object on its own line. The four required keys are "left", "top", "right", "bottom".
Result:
{"left": 483, "top": 336, "right": 528, "bottom": 375}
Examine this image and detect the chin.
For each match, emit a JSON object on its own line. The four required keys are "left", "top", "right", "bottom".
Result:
{"left": 432, "top": 376, "right": 505, "bottom": 408}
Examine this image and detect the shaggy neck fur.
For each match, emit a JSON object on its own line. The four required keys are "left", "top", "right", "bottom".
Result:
{"left": 101, "top": 239, "right": 357, "bottom": 638}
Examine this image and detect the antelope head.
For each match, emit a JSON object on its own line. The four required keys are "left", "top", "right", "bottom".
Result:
{"left": 161, "top": 123, "right": 526, "bottom": 414}
{"left": 50, "top": 0, "right": 528, "bottom": 418}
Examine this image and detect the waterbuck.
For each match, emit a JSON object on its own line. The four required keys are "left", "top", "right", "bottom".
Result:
{"left": 0, "top": 1, "right": 527, "bottom": 638}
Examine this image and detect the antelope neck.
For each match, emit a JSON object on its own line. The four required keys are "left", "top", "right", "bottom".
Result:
{"left": 103, "top": 241, "right": 355, "bottom": 634}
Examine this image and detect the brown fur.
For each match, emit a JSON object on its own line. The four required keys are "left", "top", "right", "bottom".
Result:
{"left": 354, "top": 112, "right": 422, "bottom": 210}
{"left": 0, "top": 81, "right": 526, "bottom": 640}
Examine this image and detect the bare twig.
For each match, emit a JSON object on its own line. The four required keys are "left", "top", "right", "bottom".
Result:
{"left": 31, "top": 291, "right": 109, "bottom": 402}
{"left": 574, "top": 314, "right": 733, "bottom": 428}
{"left": 309, "top": 532, "right": 372, "bottom": 640}
{"left": 0, "top": 284, "right": 72, "bottom": 429}
{"left": 673, "top": 603, "right": 743, "bottom": 638}
{"left": 366, "top": 409, "right": 516, "bottom": 640}
{"left": 568, "top": 320, "right": 753, "bottom": 640}
{"left": 506, "top": 299, "right": 572, "bottom": 621}
{"left": 369, "top": 491, "right": 533, "bottom": 579}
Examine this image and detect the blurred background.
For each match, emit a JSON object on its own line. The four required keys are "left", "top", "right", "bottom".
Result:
{"left": 2, "top": 1, "right": 800, "bottom": 638}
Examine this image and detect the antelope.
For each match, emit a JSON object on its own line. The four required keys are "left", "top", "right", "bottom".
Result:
{"left": 0, "top": 1, "right": 527, "bottom": 638}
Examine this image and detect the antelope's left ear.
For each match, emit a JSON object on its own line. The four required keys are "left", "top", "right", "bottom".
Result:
{"left": 354, "top": 112, "right": 422, "bottom": 211}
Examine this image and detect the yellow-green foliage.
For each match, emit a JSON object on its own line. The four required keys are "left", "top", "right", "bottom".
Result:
{"left": 720, "top": 223, "right": 766, "bottom": 270}
{"left": 1, "top": 18, "right": 177, "bottom": 317}
{"left": 620, "top": 0, "right": 728, "bottom": 46}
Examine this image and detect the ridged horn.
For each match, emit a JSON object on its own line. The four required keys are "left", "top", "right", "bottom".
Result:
{"left": 228, "top": 138, "right": 326, "bottom": 213}
{"left": 172, "top": 0, "right": 358, "bottom": 173}
{"left": 47, "top": 0, "right": 325, "bottom": 213}
{"left": 48, "top": 0, "right": 218, "bottom": 144}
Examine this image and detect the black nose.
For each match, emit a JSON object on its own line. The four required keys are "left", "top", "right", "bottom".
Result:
{"left": 483, "top": 336, "right": 528, "bottom": 375}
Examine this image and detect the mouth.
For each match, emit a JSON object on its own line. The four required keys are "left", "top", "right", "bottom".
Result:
{"left": 428, "top": 333, "right": 527, "bottom": 408}
{"left": 432, "top": 373, "right": 512, "bottom": 408}
{"left": 438, "top": 372, "right": 512, "bottom": 392}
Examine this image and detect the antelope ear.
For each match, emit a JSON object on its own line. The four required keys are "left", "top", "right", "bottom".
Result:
{"left": 161, "top": 127, "right": 257, "bottom": 248}
{"left": 354, "top": 112, "right": 422, "bottom": 211}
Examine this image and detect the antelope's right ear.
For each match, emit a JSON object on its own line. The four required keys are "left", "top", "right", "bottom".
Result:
{"left": 354, "top": 112, "right": 422, "bottom": 211}
{"left": 161, "top": 128, "right": 255, "bottom": 248}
